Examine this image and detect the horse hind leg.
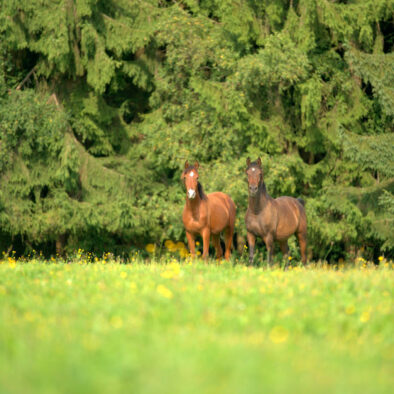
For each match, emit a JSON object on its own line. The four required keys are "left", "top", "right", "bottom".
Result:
{"left": 224, "top": 204, "right": 235, "bottom": 260}
{"left": 297, "top": 231, "right": 307, "bottom": 265}
{"left": 212, "top": 234, "right": 223, "bottom": 260}
{"left": 224, "top": 225, "right": 234, "bottom": 260}
{"left": 279, "top": 240, "right": 289, "bottom": 268}
{"left": 297, "top": 206, "right": 308, "bottom": 265}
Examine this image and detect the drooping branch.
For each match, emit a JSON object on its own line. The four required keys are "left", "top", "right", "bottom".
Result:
{"left": 16, "top": 66, "right": 37, "bottom": 90}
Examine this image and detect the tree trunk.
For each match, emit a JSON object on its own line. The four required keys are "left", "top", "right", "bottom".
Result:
{"left": 56, "top": 234, "right": 68, "bottom": 256}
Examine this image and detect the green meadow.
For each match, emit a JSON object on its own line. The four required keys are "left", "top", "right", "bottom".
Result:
{"left": 0, "top": 258, "right": 393, "bottom": 394}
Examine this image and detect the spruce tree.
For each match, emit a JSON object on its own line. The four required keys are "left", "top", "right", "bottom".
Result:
{"left": 0, "top": 0, "right": 393, "bottom": 259}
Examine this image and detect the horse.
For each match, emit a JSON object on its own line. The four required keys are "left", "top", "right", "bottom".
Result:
{"left": 245, "top": 157, "right": 307, "bottom": 265}
{"left": 181, "top": 160, "right": 236, "bottom": 260}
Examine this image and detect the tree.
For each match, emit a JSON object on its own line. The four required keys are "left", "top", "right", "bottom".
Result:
{"left": 0, "top": 0, "right": 393, "bottom": 260}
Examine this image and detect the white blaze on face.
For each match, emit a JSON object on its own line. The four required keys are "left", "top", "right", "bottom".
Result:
{"left": 187, "top": 189, "right": 196, "bottom": 199}
{"left": 252, "top": 168, "right": 255, "bottom": 172}
{"left": 187, "top": 171, "right": 196, "bottom": 198}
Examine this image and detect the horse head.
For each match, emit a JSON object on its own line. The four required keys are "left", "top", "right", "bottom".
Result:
{"left": 246, "top": 157, "right": 263, "bottom": 197}
{"left": 181, "top": 160, "right": 200, "bottom": 200}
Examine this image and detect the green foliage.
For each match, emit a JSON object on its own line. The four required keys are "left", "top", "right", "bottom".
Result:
{"left": 345, "top": 47, "right": 394, "bottom": 118}
{"left": 0, "top": 0, "right": 393, "bottom": 258}
{"left": 0, "top": 91, "right": 73, "bottom": 242}
{"left": 0, "top": 90, "right": 161, "bottom": 254}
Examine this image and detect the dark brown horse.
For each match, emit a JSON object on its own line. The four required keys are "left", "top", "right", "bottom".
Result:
{"left": 182, "top": 161, "right": 236, "bottom": 260}
{"left": 245, "top": 157, "right": 307, "bottom": 265}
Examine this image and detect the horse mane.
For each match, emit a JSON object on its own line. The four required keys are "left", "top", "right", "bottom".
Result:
{"left": 185, "top": 165, "right": 207, "bottom": 200}
{"left": 259, "top": 181, "right": 267, "bottom": 196}
{"left": 197, "top": 181, "right": 207, "bottom": 200}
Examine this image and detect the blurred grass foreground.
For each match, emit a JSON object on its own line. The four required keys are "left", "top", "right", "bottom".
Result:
{"left": 0, "top": 259, "right": 393, "bottom": 394}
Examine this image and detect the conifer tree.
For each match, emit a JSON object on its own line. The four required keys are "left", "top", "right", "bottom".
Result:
{"left": 0, "top": 0, "right": 393, "bottom": 259}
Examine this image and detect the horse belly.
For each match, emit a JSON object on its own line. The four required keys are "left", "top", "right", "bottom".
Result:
{"left": 208, "top": 193, "right": 232, "bottom": 234}
{"left": 275, "top": 226, "right": 296, "bottom": 240}
{"left": 274, "top": 199, "right": 299, "bottom": 240}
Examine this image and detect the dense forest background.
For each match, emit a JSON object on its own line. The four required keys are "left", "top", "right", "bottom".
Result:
{"left": 0, "top": 0, "right": 393, "bottom": 261}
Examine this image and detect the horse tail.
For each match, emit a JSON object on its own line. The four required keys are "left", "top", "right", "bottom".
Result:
{"left": 297, "top": 198, "right": 306, "bottom": 207}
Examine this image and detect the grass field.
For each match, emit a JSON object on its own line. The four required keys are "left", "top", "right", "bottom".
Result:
{"left": 0, "top": 257, "right": 393, "bottom": 394}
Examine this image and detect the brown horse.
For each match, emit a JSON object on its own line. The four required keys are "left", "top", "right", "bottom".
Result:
{"left": 245, "top": 157, "right": 307, "bottom": 265}
{"left": 181, "top": 160, "right": 236, "bottom": 260}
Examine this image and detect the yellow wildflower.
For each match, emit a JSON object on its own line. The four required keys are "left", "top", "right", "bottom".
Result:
{"left": 110, "top": 316, "right": 123, "bottom": 329}
{"left": 8, "top": 257, "right": 16, "bottom": 268}
{"left": 145, "top": 243, "right": 156, "bottom": 253}
{"left": 164, "top": 240, "right": 177, "bottom": 252}
{"left": 345, "top": 305, "right": 355, "bottom": 315}
{"left": 160, "top": 262, "right": 181, "bottom": 279}
{"left": 179, "top": 248, "right": 189, "bottom": 258}
{"left": 157, "top": 284, "right": 173, "bottom": 299}
{"left": 176, "top": 241, "right": 186, "bottom": 250}
{"left": 269, "top": 326, "right": 289, "bottom": 344}
{"left": 360, "top": 311, "right": 370, "bottom": 323}
{"left": 24, "top": 312, "right": 36, "bottom": 322}
{"left": 160, "top": 270, "right": 173, "bottom": 279}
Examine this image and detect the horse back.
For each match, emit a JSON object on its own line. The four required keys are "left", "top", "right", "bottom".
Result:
{"left": 207, "top": 192, "right": 236, "bottom": 234}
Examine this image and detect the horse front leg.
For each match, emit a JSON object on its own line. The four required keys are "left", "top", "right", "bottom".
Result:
{"left": 212, "top": 233, "right": 223, "bottom": 260}
{"left": 201, "top": 228, "right": 210, "bottom": 260}
{"left": 246, "top": 231, "right": 256, "bottom": 265}
{"left": 264, "top": 234, "right": 274, "bottom": 266}
{"left": 186, "top": 231, "right": 196, "bottom": 258}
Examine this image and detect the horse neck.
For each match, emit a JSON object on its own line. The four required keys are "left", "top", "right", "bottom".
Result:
{"left": 186, "top": 187, "right": 203, "bottom": 220}
{"left": 249, "top": 182, "right": 270, "bottom": 214}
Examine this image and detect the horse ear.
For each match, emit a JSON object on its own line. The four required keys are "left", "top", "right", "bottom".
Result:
{"left": 246, "top": 157, "right": 251, "bottom": 167}
{"left": 184, "top": 160, "right": 189, "bottom": 169}
{"left": 257, "top": 157, "right": 262, "bottom": 168}
{"left": 194, "top": 161, "right": 199, "bottom": 170}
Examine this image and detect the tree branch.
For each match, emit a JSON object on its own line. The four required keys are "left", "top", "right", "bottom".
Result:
{"left": 16, "top": 66, "right": 37, "bottom": 90}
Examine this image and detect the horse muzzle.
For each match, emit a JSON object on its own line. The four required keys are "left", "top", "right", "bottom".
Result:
{"left": 187, "top": 189, "right": 196, "bottom": 199}
{"left": 249, "top": 186, "right": 258, "bottom": 196}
